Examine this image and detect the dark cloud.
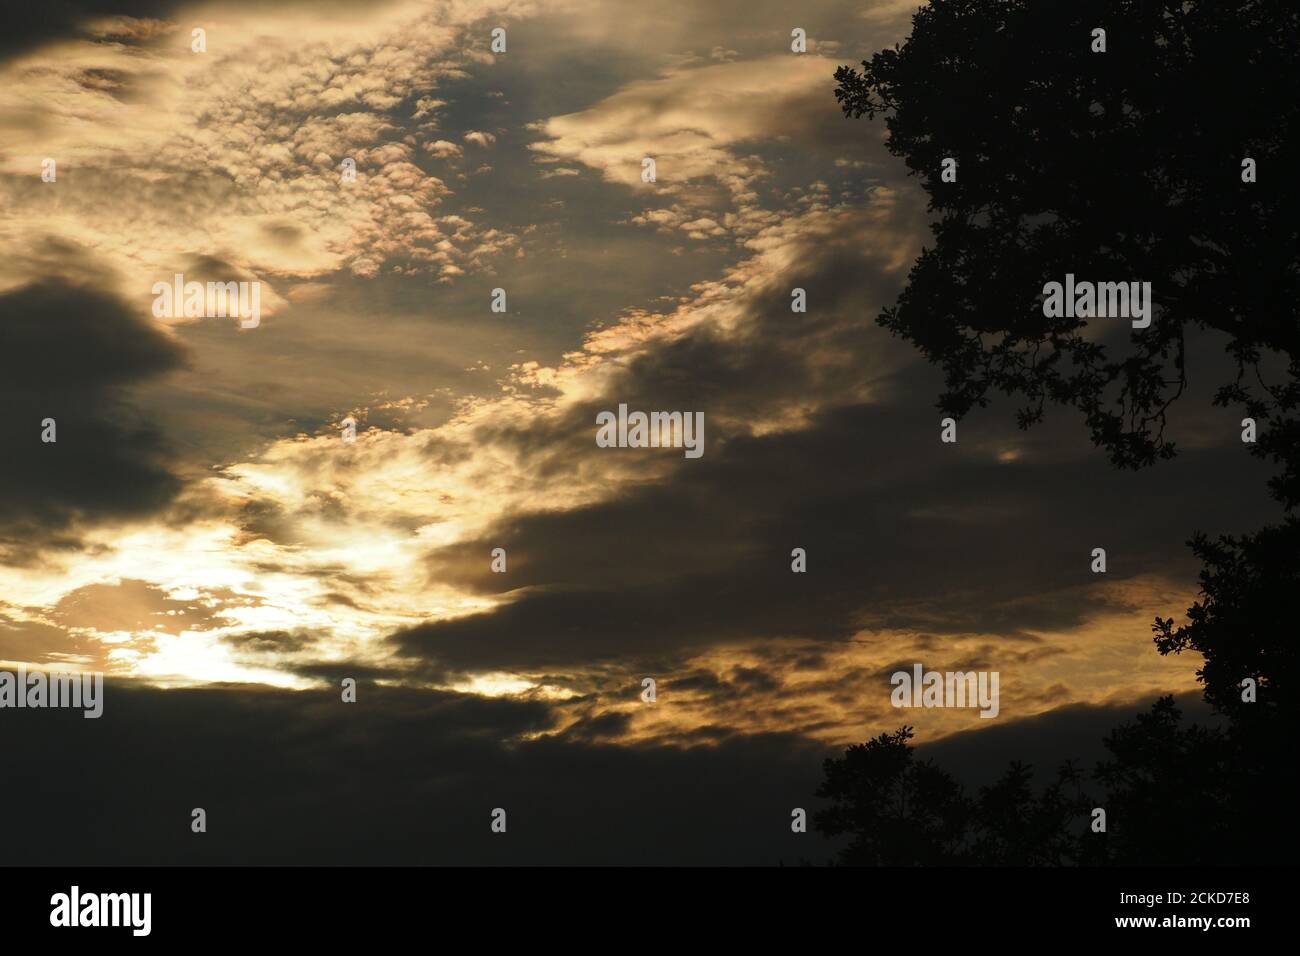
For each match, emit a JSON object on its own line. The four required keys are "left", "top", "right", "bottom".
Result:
{"left": 396, "top": 397, "right": 1278, "bottom": 674}
{"left": 0, "top": 0, "right": 390, "bottom": 64}
{"left": 220, "top": 629, "right": 316, "bottom": 653}
{"left": 383, "top": 196, "right": 1283, "bottom": 680}
{"left": 918, "top": 691, "right": 1216, "bottom": 789}
{"left": 555, "top": 709, "right": 634, "bottom": 742}
{"left": 0, "top": 681, "right": 819, "bottom": 864}
{"left": 0, "top": 1, "right": 173, "bottom": 64}
{"left": 0, "top": 680, "right": 1190, "bottom": 864}
{"left": 0, "top": 280, "right": 187, "bottom": 552}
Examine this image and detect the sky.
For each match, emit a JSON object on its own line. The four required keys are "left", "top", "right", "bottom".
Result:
{"left": 0, "top": 0, "right": 1282, "bottom": 863}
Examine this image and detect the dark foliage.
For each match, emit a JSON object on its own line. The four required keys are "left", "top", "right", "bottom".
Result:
{"left": 821, "top": 0, "right": 1300, "bottom": 865}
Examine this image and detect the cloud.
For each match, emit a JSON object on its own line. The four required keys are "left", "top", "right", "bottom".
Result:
{"left": 0, "top": 676, "right": 1200, "bottom": 863}
{"left": 423, "top": 138, "right": 463, "bottom": 158}
{"left": 0, "top": 280, "right": 187, "bottom": 549}
{"left": 0, "top": 0, "right": 535, "bottom": 311}
{"left": 528, "top": 54, "right": 855, "bottom": 242}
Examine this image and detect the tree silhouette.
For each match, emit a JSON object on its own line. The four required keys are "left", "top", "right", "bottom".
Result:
{"left": 814, "top": 727, "right": 972, "bottom": 864}
{"left": 1092, "top": 696, "right": 1239, "bottom": 864}
{"left": 821, "top": 0, "right": 1300, "bottom": 864}
{"left": 969, "top": 760, "right": 1094, "bottom": 865}
{"left": 815, "top": 728, "right": 1095, "bottom": 865}
{"left": 835, "top": 0, "right": 1300, "bottom": 485}
{"left": 1153, "top": 522, "right": 1300, "bottom": 722}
